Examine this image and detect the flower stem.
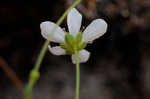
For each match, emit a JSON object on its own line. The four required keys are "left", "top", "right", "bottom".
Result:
{"left": 74, "top": 49, "right": 80, "bottom": 99}
{"left": 24, "top": 0, "right": 81, "bottom": 99}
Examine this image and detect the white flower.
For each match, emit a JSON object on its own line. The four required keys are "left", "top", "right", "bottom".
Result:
{"left": 40, "top": 8, "right": 107, "bottom": 64}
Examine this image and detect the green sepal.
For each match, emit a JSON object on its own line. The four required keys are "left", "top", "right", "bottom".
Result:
{"left": 60, "top": 43, "right": 68, "bottom": 50}
{"left": 60, "top": 32, "right": 87, "bottom": 54}
{"left": 75, "top": 32, "right": 82, "bottom": 45}
{"left": 78, "top": 42, "right": 87, "bottom": 50}
{"left": 60, "top": 43, "right": 74, "bottom": 54}
{"left": 65, "top": 33, "right": 75, "bottom": 47}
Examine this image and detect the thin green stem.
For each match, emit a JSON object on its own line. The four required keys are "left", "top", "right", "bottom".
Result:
{"left": 75, "top": 49, "right": 80, "bottom": 99}
{"left": 24, "top": 0, "right": 81, "bottom": 99}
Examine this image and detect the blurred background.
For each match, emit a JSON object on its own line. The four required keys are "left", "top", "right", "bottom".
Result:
{"left": 0, "top": 0, "right": 150, "bottom": 99}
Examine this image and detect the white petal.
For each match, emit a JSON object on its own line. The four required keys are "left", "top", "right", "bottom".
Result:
{"left": 82, "top": 19, "right": 107, "bottom": 43}
{"left": 40, "top": 21, "right": 65, "bottom": 43}
{"left": 67, "top": 8, "right": 82, "bottom": 36}
{"left": 48, "top": 45, "right": 66, "bottom": 56}
{"left": 71, "top": 49, "right": 90, "bottom": 64}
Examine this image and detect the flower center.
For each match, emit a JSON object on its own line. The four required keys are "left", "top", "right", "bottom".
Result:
{"left": 60, "top": 32, "right": 87, "bottom": 55}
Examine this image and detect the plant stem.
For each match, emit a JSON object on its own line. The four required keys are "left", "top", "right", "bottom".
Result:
{"left": 74, "top": 49, "right": 80, "bottom": 99}
{"left": 24, "top": 0, "right": 81, "bottom": 99}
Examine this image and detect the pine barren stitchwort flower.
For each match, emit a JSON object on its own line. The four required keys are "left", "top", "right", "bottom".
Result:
{"left": 40, "top": 8, "right": 107, "bottom": 64}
